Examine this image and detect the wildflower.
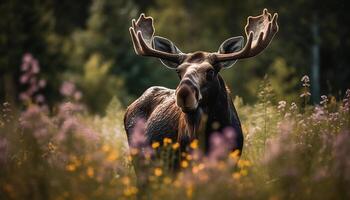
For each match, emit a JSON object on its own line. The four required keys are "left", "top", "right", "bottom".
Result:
{"left": 121, "top": 177, "right": 131, "bottom": 185}
{"left": 86, "top": 167, "right": 94, "bottom": 178}
{"left": 311, "top": 106, "right": 326, "bottom": 121}
{"left": 320, "top": 95, "right": 328, "bottom": 106}
{"left": 129, "top": 119, "right": 146, "bottom": 148}
{"left": 301, "top": 75, "right": 310, "bottom": 87}
{"left": 35, "top": 94, "right": 45, "bottom": 104}
{"left": 300, "top": 91, "right": 311, "bottom": 98}
{"left": 152, "top": 142, "right": 160, "bottom": 149}
{"left": 240, "top": 169, "right": 248, "bottom": 176}
{"left": 107, "top": 150, "right": 118, "bottom": 161}
{"left": 38, "top": 79, "right": 46, "bottom": 88}
{"left": 163, "top": 177, "right": 172, "bottom": 184}
{"left": 172, "top": 142, "right": 180, "bottom": 150}
{"left": 74, "top": 91, "right": 83, "bottom": 101}
{"left": 102, "top": 144, "right": 111, "bottom": 152}
{"left": 47, "top": 142, "right": 56, "bottom": 153}
{"left": 277, "top": 100, "right": 287, "bottom": 111}
{"left": 130, "top": 148, "right": 139, "bottom": 155}
{"left": 238, "top": 160, "right": 251, "bottom": 168}
{"left": 190, "top": 139, "right": 198, "bottom": 149}
{"left": 229, "top": 150, "right": 240, "bottom": 160}
{"left": 164, "top": 137, "right": 172, "bottom": 144}
{"left": 154, "top": 167, "right": 163, "bottom": 176}
{"left": 123, "top": 186, "right": 138, "bottom": 196}
{"left": 232, "top": 172, "right": 241, "bottom": 180}
{"left": 60, "top": 81, "right": 76, "bottom": 97}
{"left": 181, "top": 160, "right": 189, "bottom": 168}
{"left": 66, "top": 164, "right": 76, "bottom": 171}
{"left": 290, "top": 102, "right": 298, "bottom": 111}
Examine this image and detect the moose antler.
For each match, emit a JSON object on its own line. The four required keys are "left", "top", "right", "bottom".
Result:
{"left": 212, "top": 9, "right": 279, "bottom": 62}
{"left": 129, "top": 14, "right": 185, "bottom": 64}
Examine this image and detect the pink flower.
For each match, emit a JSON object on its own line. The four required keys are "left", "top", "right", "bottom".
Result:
{"left": 38, "top": 79, "right": 46, "bottom": 88}
{"left": 130, "top": 119, "right": 146, "bottom": 148}
{"left": 31, "top": 59, "right": 40, "bottom": 74}
{"left": 74, "top": 91, "right": 82, "bottom": 101}
{"left": 60, "top": 81, "right": 76, "bottom": 97}
{"left": 19, "top": 74, "right": 30, "bottom": 84}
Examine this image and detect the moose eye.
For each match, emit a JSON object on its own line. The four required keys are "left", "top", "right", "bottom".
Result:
{"left": 206, "top": 69, "right": 215, "bottom": 81}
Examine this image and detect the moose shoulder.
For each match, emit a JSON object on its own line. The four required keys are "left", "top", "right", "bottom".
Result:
{"left": 124, "top": 9, "right": 278, "bottom": 161}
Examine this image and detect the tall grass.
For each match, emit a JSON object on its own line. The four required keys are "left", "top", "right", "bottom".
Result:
{"left": 0, "top": 54, "right": 349, "bottom": 199}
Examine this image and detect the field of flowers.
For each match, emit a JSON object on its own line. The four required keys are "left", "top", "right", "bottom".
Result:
{"left": 1, "top": 54, "right": 349, "bottom": 200}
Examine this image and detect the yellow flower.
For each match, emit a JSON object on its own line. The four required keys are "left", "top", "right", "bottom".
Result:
{"left": 181, "top": 160, "right": 189, "bottom": 168}
{"left": 86, "top": 167, "right": 94, "bottom": 178}
{"left": 232, "top": 172, "right": 241, "bottom": 180}
{"left": 240, "top": 169, "right": 248, "bottom": 176}
{"left": 154, "top": 168, "right": 163, "bottom": 176}
{"left": 198, "top": 163, "right": 205, "bottom": 170}
{"left": 127, "top": 155, "right": 133, "bottom": 162}
{"left": 172, "top": 142, "right": 180, "bottom": 150}
{"left": 152, "top": 142, "right": 160, "bottom": 149}
{"left": 186, "top": 154, "right": 192, "bottom": 160}
{"left": 238, "top": 159, "right": 251, "bottom": 168}
{"left": 107, "top": 150, "right": 118, "bottom": 161}
{"left": 130, "top": 148, "right": 139, "bottom": 155}
{"left": 66, "top": 164, "right": 76, "bottom": 172}
{"left": 122, "top": 177, "right": 130, "bottom": 185}
{"left": 190, "top": 139, "right": 199, "bottom": 149}
{"left": 229, "top": 150, "right": 240, "bottom": 160}
{"left": 163, "top": 177, "right": 172, "bottom": 184}
{"left": 102, "top": 144, "right": 110, "bottom": 152}
{"left": 123, "top": 186, "right": 138, "bottom": 196}
{"left": 163, "top": 137, "right": 173, "bottom": 145}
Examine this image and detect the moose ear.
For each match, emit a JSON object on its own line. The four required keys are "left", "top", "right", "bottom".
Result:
{"left": 217, "top": 36, "right": 244, "bottom": 68}
{"left": 153, "top": 36, "right": 183, "bottom": 69}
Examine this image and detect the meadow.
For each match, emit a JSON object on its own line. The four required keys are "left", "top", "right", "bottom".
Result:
{"left": 0, "top": 54, "right": 349, "bottom": 200}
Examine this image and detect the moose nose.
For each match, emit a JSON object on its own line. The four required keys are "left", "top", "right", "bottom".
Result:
{"left": 176, "top": 84, "right": 199, "bottom": 113}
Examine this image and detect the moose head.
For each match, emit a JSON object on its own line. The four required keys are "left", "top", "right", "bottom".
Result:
{"left": 129, "top": 9, "right": 278, "bottom": 113}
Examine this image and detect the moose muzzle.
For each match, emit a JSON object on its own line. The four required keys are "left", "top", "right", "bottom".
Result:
{"left": 176, "top": 80, "right": 201, "bottom": 113}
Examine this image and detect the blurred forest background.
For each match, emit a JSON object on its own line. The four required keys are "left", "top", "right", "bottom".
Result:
{"left": 1, "top": 0, "right": 350, "bottom": 114}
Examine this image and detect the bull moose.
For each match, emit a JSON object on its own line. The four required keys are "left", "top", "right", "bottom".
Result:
{"left": 124, "top": 9, "right": 278, "bottom": 170}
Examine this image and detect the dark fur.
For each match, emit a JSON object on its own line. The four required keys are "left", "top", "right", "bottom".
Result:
{"left": 124, "top": 75, "right": 243, "bottom": 155}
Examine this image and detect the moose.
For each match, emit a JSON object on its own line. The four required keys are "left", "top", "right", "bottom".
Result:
{"left": 124, "top": 9, "right": 278, "bottom": 170}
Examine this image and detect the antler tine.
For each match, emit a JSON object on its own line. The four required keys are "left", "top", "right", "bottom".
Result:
{"left": 212, "top": 9, "right": 279, "bottom": 62}
{"left": 129, "top": 14, "right": 185, "bottom": 64}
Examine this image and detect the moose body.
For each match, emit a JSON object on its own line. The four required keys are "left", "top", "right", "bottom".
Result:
{"left": 124, "top": 9, "right": 278, "bottom": 172}
{"left": 124, "top": 73, "right": 243, "bottom": 154}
